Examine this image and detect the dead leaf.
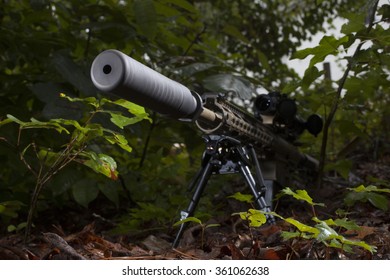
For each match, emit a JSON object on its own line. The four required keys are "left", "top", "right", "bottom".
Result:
{"left": 141, "top": 235, "right": 171, "bottom": 254}
{"left": 229, "top": 242, "right": 245, "bottom": 260}
{"left": 345, "top": 226, "right": 376, "bottom": 240}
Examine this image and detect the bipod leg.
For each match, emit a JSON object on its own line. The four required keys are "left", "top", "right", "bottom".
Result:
{"left": 172, "top": 157, "right": 214, "bottom": 248}
{"left": 237, "top": 146, "right": 275, "bottom": 224}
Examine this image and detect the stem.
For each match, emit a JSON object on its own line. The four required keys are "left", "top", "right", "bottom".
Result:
{"left": 138, "top": 112, "right": 157, "bottom": 169}
{"left": 23, "top": 109, "right": 96, "bottom": 242}
{"left": 201, "top": 226, "right": 205, "bottom": 249}
{"left": 311, "top": 205, "right": 317, "bottom": 218}
{"left": 24, "top": 164, "right": 44, "bottom": 243}
{"left": 183, "top": 25, "right": 207, "bottom": 57}
{"left": 316, "top": 3, "right": 378, "bottom": 188}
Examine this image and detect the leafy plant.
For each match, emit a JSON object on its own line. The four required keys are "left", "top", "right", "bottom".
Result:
{"left": 285, "top": 1, "right": 389, "bottom": 186}
{"left": 345, "top": 185, "right": 390, "bottom": 211}
{"left": 0, "top": 201, "right": 25, "bottom": 221}
{"left": 174, "top": 217, "right": 220, "bottom": 249}
{"left": 233, "top": 188, "right": 377, "bottom": 255}
{"left": 0, "top": 94, "right": 150, "bottom": 241}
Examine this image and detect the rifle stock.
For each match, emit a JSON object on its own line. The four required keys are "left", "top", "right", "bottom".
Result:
{"left": 91, "top": 49, "right": 319, "bottom": 185}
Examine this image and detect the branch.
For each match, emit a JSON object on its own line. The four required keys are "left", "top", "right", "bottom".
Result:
{"left": 317, "top": 1, "right": 379, "bottom": 188}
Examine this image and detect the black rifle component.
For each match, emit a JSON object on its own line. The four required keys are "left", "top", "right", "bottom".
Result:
{"left": 91, "top": 50, "right": 321, "bottom": 247}
{"left": 172, "top": 135, "right": 275, "bottom": 248}
{"left": 254, "top": 92, "right": 323, "bottom": 140}
{"left": 91, "top": 50, "right": 318, "bottom": 171}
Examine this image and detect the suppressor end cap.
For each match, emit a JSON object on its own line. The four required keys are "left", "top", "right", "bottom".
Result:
{"left": 91, "top": 50, "right": 126, "bottom": 92}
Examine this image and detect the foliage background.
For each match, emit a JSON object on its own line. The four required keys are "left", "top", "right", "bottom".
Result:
{"left": 0, "top": 0, "right": 389, "bottom": 240}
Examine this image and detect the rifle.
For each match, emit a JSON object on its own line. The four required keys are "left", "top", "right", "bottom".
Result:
{"left": 90, "top": 50, "right": 323, "bottom": 247}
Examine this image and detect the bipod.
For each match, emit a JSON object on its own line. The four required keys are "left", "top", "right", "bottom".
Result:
{"left": 172, "top": 135, "right": 275, "bottom": 248}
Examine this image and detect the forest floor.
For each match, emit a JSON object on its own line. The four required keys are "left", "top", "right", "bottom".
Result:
{"left": 1, "top": 156, "right": 390, "bottom": 260}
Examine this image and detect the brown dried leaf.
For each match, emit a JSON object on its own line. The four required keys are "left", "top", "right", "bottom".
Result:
{"left": 345, "top": 226, "right": 376, "bottom": 240}
{"left": 229, "top": 242, "right": 245, "bottom": 260}
{"left": 141, "top": 235, "right": 171, "bottom": 254}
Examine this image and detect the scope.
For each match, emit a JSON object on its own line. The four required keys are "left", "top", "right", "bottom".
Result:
{"left": 254, "top": 92, "right": 323, "bottom": 139}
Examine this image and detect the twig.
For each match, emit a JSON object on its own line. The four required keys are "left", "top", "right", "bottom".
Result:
{"left": 42, "top": 232, "right": 87, "bottom": 260}
{"left": 138, "top": 112, "right": 157, "bottom": 169}
{"left": 172, "top": 248, "right": 200, "bottom": 260}
{"left": 183, "top": 25, "right": 207, "bottom": 57}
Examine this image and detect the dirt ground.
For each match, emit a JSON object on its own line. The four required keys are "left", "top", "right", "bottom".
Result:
{"left": 1, "top": 157, "right": 390, "bottom": 260}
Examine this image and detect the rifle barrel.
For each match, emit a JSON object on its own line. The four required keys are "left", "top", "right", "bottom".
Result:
{"left": 91, "top": 49, "right": 202, "bottom": 119}
{"left": 90, "top": 50, "right": 319, "bottom": 172}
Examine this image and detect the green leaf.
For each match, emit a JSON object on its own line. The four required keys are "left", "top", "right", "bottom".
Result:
{"left": 256, "top": 50, "right": 270, "bottom": 71}
{"left": 278, "top": 187, "right": 325, "bottom": 207}
{"left": 0, "top": 201, "right": 24, "bottom": 218}
{"left": 6, "top": 114, "right": 71, "bottom": 134}
{"left": 38, "top": 148, "right": 59, "bottom": 166}
{"left": 302, "top": 66, "right": 324, "bottom": 90}
{"left": 49, "top": 168, "right": 83, "bottom": 197}
{"left": 342, "top": 238, "right": 377, "bottom": 253}
{"left": 134, "top": 0, "right": 157, "bottom": 40}
{"left": 315, "top": 221, "right": 339, "bottom": 242}
{"left": 168, "top": 0, "right": 197, "bottom": 13}
{"left": 0, "top": 118, "right": 13, "bottom": 127}
{"left": 108, "top": 112, "right": 147, "bottom": 129}
{"left": 7, "top": 222, "right": 27, "bottom": 233}
{"left": 367, "top": 192, "right": 388, "bottom": 211}
{"left": 247, "top": 209, "right": 267, "bottom": 227}
{"left": 103, "top": 133, "right": 132, "bottom": 153}
{"left": 7, "top": 225, "right": 16, "bottom": 232}
{"left": 313, "top": 217, "right": 361, "bottom": 231}
{"left": 98, "top": 182, "right": 119, "bottom": 207}
{"left": 349, "top": 185, "right": 390, "bottom": 194}
{"left": 101, "top": 99, "right": 151, "bottom": 126}
{"left": 291, "top": 35, "right": 349, "bottom": 67}
{"left": 239, "top": 209, "right": 267, "bottom": 227}
{"left": 344, "top": 191, "right": 367, "bottom": 206}
{"left": 205, "top": 223, "right": 221, "bottom": 229}
{"left": 81, "top": 151, "right": 118, "bottom": 180}
{"left": 223, "top": 25, "right": 249, "bottom": 44}
{"left": 281, "top": 80, "right": 300, "bottom": 94}
{"left": 173, "top": 216, "right": 202, "bottom": 227}
{"left": 52, "top": 52, "right": 96, "bottom": 96}
{"left": 285, "top": 217, "right": 320, "bottom": 235}
{"left": 341, "top": 12, "right": 366, "bottom": 34}
{"left": 280, "top": 231, "right": 302, "bottom": 240}
{"left": 334, "top": 120, "right": 364, "bottom": 137}
{"left": 325, "top": 159, "right": 353, "bottom": 179}
{"left": 333, "top": 218, "right": 361, "bottom": 230}
{"left": 345, "top": 185, "right": 389, "bottom": 211}
{"left": 111, "top": 99, "right": 151, "bottom": 120}
{"left": 228, "top": 192, "right": 253, "bottom": 203}
{"left": 60, "top": 93, "right": 100, "bottom": 108}
{"left": 72, "top": 179, "right": 99, "bottom": 208}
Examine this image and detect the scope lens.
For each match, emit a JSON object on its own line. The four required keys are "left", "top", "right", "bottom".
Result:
{"left": 259, "top": 99, "right": 271, "bottom": 111}
{"left": 254, "top": 95, "right": 281, "bottom": 116}
{"left": 255, "top": 96, "right": 271, "bottom": 112}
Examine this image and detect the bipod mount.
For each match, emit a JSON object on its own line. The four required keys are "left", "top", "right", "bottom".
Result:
{"left": 172, "top": 135, "right": 275, "bottom": 248}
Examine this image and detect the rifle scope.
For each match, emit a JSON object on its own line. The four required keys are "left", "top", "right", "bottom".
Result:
{"left": 91, "top": 50, "right": 203, "bottom": 119}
